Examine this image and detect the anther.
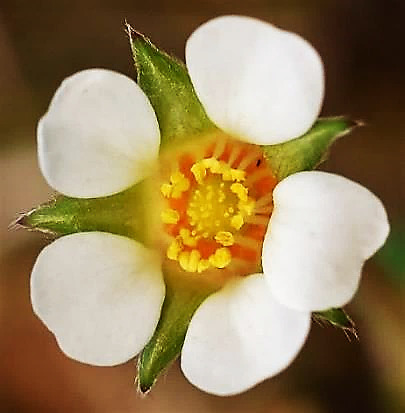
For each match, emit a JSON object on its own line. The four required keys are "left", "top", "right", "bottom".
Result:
{"left": 231, "top": 214, "right": 244, "bottom": 230}
{"left": 209, "top": 248, "right": 231, "bottom": 269}
{"left": 215, "top": 231, "right": 234, "bottom": 246}
{"left": 167, "top": 239, "right": 183, "bottom": 260}
{"left": 161, "top": 209, "right": 180, "bottom": 224}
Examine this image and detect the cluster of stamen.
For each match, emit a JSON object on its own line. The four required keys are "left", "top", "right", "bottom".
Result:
{"left": 159, "top": 139, "right": 276, "bottom": 276}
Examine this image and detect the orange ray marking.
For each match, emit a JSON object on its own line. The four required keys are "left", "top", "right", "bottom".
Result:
{"left": 218, "top": 142, "right": 232, "bottom": 162}
{"left": 179, "top": 153, "right": 195, "bottom": 179}
{"left": 254, "top": 175, "right": 278, "bottom": 198}
{"left": 229, "top": 244, "right": 258, "bottom": 262}
{"left": 244, "top": 224, "right": 267, "bottom": 241}
{"left": 196, "top": 239, "right": 218, "bottom": 259}
{"left": 231, "top": 148, "right": 248, "bottom": 169}
{"left": 245, "top": 155, "right": 265, "bottom": 174}
{"left": 205, "top": 143, "right": 215, "bottom": 158}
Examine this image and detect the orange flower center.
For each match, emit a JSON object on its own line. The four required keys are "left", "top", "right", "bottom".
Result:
{"left": 158, "top": 135, "right": 277, "bottom": 280}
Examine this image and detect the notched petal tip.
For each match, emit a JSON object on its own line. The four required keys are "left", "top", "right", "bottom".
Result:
{"left": 263, "top": 171, "right": 390, "bottom": 312}
{"left": 38, "top": 68, "right": 160, "bottom": 198}
{"left": 186, "top": 15, "right": 325, "bottom": 145}
{"left": 181, "top": 274, "right": 311, "bottom": 395}
{"left": 31, "top": 232, "right": 165, "bottom": 366}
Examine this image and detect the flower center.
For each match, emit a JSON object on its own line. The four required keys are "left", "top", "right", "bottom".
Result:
{"left": 158, "top": 135, "right": 277, "bottom": 280}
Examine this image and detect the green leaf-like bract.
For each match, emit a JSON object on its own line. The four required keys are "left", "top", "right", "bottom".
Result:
{"left": 16, "top": 181, "right": 149, "bottom": 244}
{"left": 128, "top": 25, "right": 216, "bottom": 147}
{"left": 314, "top": 308, "right": 357, "bottom": 336}
{"left": 138, "top": 274, "right": 216, "bottom": 393}
{"left": 262, "top": 117, "right": 359, "bottom": 180}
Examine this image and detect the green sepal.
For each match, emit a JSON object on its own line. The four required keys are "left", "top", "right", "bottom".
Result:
{"left": 262, "top": 117, "right": 360, "bottom": 180}
{"left": 14, "top": 181, "right": 149, "bottom": 244}
{"left": 313, "top": 308, "right": 357, "bottom": 337}
{"left": 137, "top": 273, "right": 217, "bottom": 393}
{"left": 127, "top": 24, "right": 216, "bottom": 147}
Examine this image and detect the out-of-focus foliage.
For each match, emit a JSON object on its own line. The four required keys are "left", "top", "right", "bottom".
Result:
{"left": 376, "top": 222, "right": 405, "bottom": 285}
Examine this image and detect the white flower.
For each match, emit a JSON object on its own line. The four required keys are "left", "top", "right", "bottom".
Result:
{"left": 31, "top": 16, "right": 389, "bottom": 396}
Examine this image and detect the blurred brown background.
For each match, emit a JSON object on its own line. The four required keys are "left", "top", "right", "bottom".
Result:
{"left": 0, "top": 1, "right": 404, "bottom": 412}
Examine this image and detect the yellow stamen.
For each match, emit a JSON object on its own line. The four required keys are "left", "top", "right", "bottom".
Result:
{"left": 179, "top": 249, "right": 201, "bottom": 272}
{"left": 197, "top": 259, "right": 211, "bottom": 273}
{"left": 202, "top": 158, "right": 221, "bottom": 173}
{"left": 170, "top": 171, "right": 190, "bottom": 198}
{"left": 161, "top": 209, "right": 180, "bottom": 224}
{"left": 191, "top": 163, "right": 206, "bottom": 184}
{"left": 230, "top": 169, "right": 246, "bottom": 182}
{"left": 160, "top": 183, "right": 172, "bottom": 198}
{"left": 209, "top": 247, "right": 231, "bottom": 269}
{"left": 167, "top": 239, "right": 183, "bottom": 260}
{"left": 214, "top": 231, "right": 235, "bottom": 246}
{"left": 160, "top": 141, "right": 274, "bottom": 276}
{"left": 238, "top": 198, "right": 256, "bottom": 216}
{"left": 170, "top": 171, "right": 186, "bottom": 184}
{"left": 230, "top": 183, "right": 248, "bottom": 202}
{"left": 179, "top": 228, "right": 198, "bottom": 247}
{"left": 231, "top": 214, "right": 244, "bottom": 230}
{"left": 179, "top": 251, "right": 191, "bottom": 272}
{"left": 189, "top": 249, "right": 201, "bottom": 272}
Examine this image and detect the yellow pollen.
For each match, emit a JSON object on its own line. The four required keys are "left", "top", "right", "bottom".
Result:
{"left": 179, "top": 251, "right": 191, "bottom": 272}
{"left": 189, "top": 250, "right": 201, "bottom": 271}
{"left": 166, "top": 171, "right": 190, "bottom": 198}
{"left": 161, "top": 209, "right": 180, "bottom": 224}
{"left": 202, "top": 158, "right": 221, "bottom": 173}
{"left": 170, "top": 171, "right": 185, "bottom": 184}
{"left": 221, "top": 170, "right": 233, "bottom": 181}
{"left": 179, "top": 228, "right": 198, "bottom": 247}
{"left": 231, "top": 214, "right": 244, "bottom": 230}
{"left": 197, "top": 157, "right": 247, "bottom": 183}
{"left": 161, "top": 146, "right": 270, "bottom": 275}
{"left": 167, "top": 239, "right": 183, "bottom": 260}
{"left": 179, "top": 249, "right": 201, "bottom": 273}
{"left": 238, "top": 198, "right": 256, "bottom": 216}
{"left": 160, "top": 183, "right": 172, "bottom": 198}
{"left": 230, "top": 169, "right": 246, "bottom": 182}
{"left": 230, "top": 183, "right": 248, "bottom": 202}
{"left": 197, "top": 259, "right": 211, "bottom": 273}
{"left": 209, "top": 247, "right": 232, "bottom": 269}
{"left": 191, "top": 163, "right": 206, "bottom": 184}
{"left": 214, "top": 231, "right": 234, "bottom": 246}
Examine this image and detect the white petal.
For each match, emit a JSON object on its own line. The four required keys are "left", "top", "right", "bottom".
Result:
{"left": 181, "top": 274, "right": 310, "bottom": 396}
{"left": 262, "top": 171, "right": 390, "bottom": 312}
{"left": 31, "top": 232, "right": 165, "bottom": 366}
{"left": 38, "top": 69, "right": 160, "bottom": 198}
{"left": 186, "top": 15, "right": 324, "bottom": 145}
